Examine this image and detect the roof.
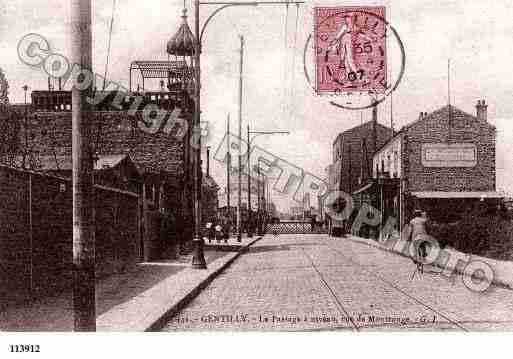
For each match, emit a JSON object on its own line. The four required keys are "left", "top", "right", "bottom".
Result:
{"left": 203, "top": 174, "right": 220, "bottom": 191}
{"left": 129, "top": 61, "right": 192, "bottom": 79}
{"left": 166, "top": 9, "right": 195, "bottom": 56}
{"left": 411, "top": 191, "right": 504, "bottom": 199}
{"left": 334, "top": 120, "right": 392, "bottom": 147}
{"left": 352, "top": 182, "right": 373, "bottom": 195}
{"left": 374, "top": 104, "right": 496, "bottom": 154}
{"left": 403, "top": 104, "right": 496, "bottom": 132}
{"left": 16, "top": 154, "right": 133, "bottom": 172}
{"left": 95, "top": 154, "right": 128, "bottom": 169}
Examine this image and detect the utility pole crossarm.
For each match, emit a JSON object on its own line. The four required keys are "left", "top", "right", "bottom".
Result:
{"left": 249, "top": 131, "right": 290, "bottom": 134}
{"left": 200, "top": 1, "right": 304, "bottom": 5}
{"left": 199, "top": 1, "right": 304, "bottom": 44}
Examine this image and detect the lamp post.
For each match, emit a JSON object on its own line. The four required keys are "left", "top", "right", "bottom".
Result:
{"left": 190, "top": 0, "right": 303, "bottom": 267}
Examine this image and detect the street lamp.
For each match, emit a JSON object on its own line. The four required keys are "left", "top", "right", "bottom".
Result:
{"left": 246, "top": 128, "right": 289, "bottom": 237}
{"left": 190, "top": 0, "right": 303, "bottom": 268}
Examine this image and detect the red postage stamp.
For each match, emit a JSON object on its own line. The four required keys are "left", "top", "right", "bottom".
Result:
{"left": 314, "top": 6, "right": 387, "bottom": 95}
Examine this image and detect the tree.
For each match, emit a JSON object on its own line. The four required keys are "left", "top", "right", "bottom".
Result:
{"left": 0, "top": 67, "right": 9, "bottom": 104}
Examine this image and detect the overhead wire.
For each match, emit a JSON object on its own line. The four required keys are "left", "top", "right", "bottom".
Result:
{"left": 102, "top": 0, "right": 117, "bottom": 90}
{"left": 281, "top": 0, "right": 290, "bottom": 123}
{"left": 288, "top": 3, "right": 300, "bottom": 124}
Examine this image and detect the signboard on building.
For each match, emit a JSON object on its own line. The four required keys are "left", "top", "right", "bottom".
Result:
{"left": 421, "top": 143, "right": 477, "bottom": 167}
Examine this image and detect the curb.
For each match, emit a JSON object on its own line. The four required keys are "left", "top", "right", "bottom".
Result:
{"left": 343, "top": 235, "right": 513, "bottom": 291}
{"left": 145, "top": 236, "right": 263, "bottom": 331}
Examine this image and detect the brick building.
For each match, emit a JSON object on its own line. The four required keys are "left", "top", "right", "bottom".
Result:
{"left": 328, "top": 106, "right": 393, "bottom": 194}
{"left": 355, "top": 100, "right": 500, "bottom": 237}
{"left": 325, "top": 106, "right": 392, "bottom": 234}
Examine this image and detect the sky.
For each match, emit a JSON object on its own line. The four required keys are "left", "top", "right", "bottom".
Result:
{"left": 1, "top": 0, "right": 513, "bottom": 212}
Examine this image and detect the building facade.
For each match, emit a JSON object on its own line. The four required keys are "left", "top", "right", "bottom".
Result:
{"left": 329, "top": 115, "right": 393, "bottom": 194}
{"left": 358, "top": 100, "right": 499, "bottom": 237}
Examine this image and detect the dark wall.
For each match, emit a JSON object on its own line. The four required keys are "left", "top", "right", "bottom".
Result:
{"left": 0, "top": 166, "right": 139, "bottom": 301}
{"left": 331, "top": 121, "right": 392, "bottom": 193}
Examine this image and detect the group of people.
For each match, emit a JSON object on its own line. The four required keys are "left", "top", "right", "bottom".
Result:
{"left": 205, "top": 218, "right": 231, "bottom": 243}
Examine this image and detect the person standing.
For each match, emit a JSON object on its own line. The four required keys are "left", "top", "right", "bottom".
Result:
{"left": 205, "top": 220, "right": 214, "bottom": 243}
{"left": 175, "top": 210, "right": 186, "bottom": 255}
{"left": 160, "top": 207, "right": 176, "bottom": 259}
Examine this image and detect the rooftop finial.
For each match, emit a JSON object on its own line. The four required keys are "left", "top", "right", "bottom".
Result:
{"left": 182, "top": 0, "right": 187, "bottom": 19}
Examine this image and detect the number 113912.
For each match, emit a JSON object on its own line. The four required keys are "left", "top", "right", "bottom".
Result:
{"left": 9, "top": 345, "right": 40, "bottom": 353}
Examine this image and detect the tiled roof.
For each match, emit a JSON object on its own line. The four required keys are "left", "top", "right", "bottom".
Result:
{"left": 404, "top": 104, "right": 495, "bottom": 131}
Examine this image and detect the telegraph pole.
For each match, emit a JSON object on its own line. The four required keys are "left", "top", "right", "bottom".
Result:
{"left": 246, "top": 124, "right": 253, "bottom": 238}
{"left": 226, "top": 114, "right": 231, "bottom": 232}
{"left": 70, "top": 0, "right": 95, "bottom": 331}
{"left": 237, "top": 35, "right": 244, "bottom": 242}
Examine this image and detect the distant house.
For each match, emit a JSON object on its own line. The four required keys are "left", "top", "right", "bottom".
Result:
{"left": 329, "top": 113, "right": 393, "bottom": 194}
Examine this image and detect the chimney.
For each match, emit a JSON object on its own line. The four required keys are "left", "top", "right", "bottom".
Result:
{"left": 418, "top": 112, "right": 424, "bottom": 120}
{"left": 476, "top": 99, "right": 488, "bottom": 121}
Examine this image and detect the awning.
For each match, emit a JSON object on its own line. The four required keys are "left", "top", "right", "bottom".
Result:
{"left": 410, "top": 191, "right": 504, "bottom": 199}
{"left": 352, "top": 182, "right": 374, "bottom": 195}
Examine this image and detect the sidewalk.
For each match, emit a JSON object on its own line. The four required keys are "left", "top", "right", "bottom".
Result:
{"left": 344, "top": 234, "right": 513, "bottom": 290}
{"left": 0, "top": 236, "right": 263, "bottom": 332}
{"left": 204, "top": 235, "right": 260, "bottom": 252}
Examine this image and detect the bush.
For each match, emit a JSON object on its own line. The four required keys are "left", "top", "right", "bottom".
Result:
{"left": 430, "top": 212, "right": 513, "bottom": 261}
